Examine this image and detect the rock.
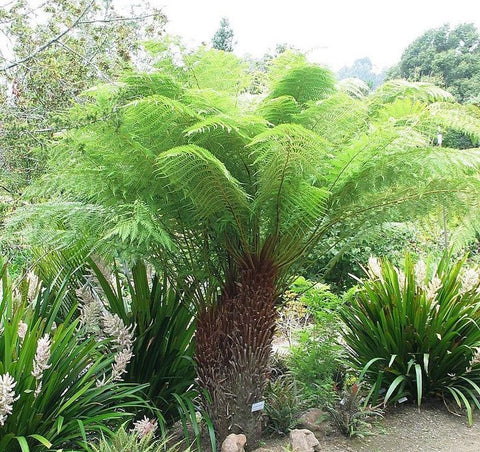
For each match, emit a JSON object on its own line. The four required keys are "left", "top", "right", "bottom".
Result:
{"left": 221, "top": 433, "right": 247, "bottom": 452}
{"left": 289, "top": 428, "right": 320, "bottom": 452}
{"left": 297, "top": 408, "right": 327, "bottom": 432}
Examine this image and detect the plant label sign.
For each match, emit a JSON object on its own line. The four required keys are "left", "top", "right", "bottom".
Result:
{"left": 251, "top": 401, "right": 265, "bottom": 412}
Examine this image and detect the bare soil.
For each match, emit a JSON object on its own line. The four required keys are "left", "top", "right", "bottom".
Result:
{"left": 256, "top": 400, "right": 480, "bottom": 451}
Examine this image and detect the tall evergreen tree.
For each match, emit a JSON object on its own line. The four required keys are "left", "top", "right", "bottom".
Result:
{"left": 212, "top": 17, "right": 234, "bottom": 52}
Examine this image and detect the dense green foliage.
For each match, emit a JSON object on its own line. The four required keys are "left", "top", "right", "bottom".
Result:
{"left": 264, "top": 375, "right": 304, "bottom": 435}
{"left": 6, "top": 46, "right": 480, "bottom": 441}
{"left": 0, "top": 261, "right": 147, "bottom": 451}
{"left": 0, "top": 0, "right": 165, "bottom": 192}
{"left": 90, "top": 425, "right": 186, "bottom": 452}
{"left": 287, "top": 280, "right": 344, "bottom": 406}
{"left": 341, "top": 255, "right": 480, "bottom": 424}
{"left": 388, "top": 23, "right": 480, "bottom": 103}
{"left": 88, "top": 260, "right": 197, "bottom": 421}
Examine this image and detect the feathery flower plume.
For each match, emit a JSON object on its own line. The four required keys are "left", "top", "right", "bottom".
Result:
{"left": 0, "top": 373, "right": 18, "bottom": 426}
{"left": 460, "top": 267, "right": 479, "bottom": 295}
{"left": 77, "top": 286, "right": 104, "bottom": 337}
{"left": 426, "top": 276, "right": 442, "bottom": 301}
{"left": 18, "top": 321, "right": 28, "bottom": 344}
{"left": 103, "top": 312, "right": 134, "bottom": 351}
{"left": 414, "top": 260, "right": 427, "bottom": 287}
{"left": 32, "top": 334, "right": 51, "bottom": 397}
{"left": 26, "top": 271, "right": 41, "bottom": 302}
{"left": 367, "top": 256, "right": 383, "bottom": 280}
{"left": 102, "top": 312, "right": 134, "bottom": 383}
{"left": 132, "top": 415, "right": 158, "bottom": 439}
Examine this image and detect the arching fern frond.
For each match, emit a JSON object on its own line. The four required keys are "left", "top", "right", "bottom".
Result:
{"left": 121, "top": 95, "right": 199, "bottom": 152}
{"left": 249, "top": 124, "right": 330, "bottom": 238}
{"left": 336, "top": 78, "right": 371, "bottom": 99}
{"left": 373, "top": 79, "right": 455, "bottom": 105}
{"left": 181, "top": 88, "right": 238, "bottom": 115}
{"left": 427, "top": 102, "right": 480, "bottom": 143}
{"left": 295, "top": 92, "right": 368, "bottom": 147}
{"left": 256, "top": 95, "right": 300, "bottom": 125}
{"left": 120, "top": 72, "right": 184, "bottom": 100}
{"left": 154, "top": 145, "right": 250, "bottom": 235}
{"left": 269, "top": 64, "right": 336, "bottom": 105}
{"left": 103, "top": 200, "right": 173, "bottom": 250}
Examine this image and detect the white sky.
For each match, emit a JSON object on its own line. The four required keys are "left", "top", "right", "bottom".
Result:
{"left": 155, "top": 0, "right": 480, "bottom": 72}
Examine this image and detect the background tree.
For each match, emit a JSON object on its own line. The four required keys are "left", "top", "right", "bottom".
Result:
{"left": 211, "top": 17, "right": 234, "bottom": 52}
{"left": 388, "top": 23, "right": 480, "bottom": 104}
{"left": 0, "top": 0, "right": 166, "bottom": 193}
{"left": 337, "top": 57, "right": 385, "bottom": 89}
{"left": 8, "top": 49, "right": 480, "bottom": 445}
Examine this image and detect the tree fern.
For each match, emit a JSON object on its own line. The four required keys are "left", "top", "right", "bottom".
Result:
{"left": 8, "top": 49, "right": 480, "bottom": 444}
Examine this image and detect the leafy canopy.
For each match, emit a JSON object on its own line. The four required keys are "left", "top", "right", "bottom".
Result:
{"left": 11, "top": 46, "right": 480, "bottom": 299}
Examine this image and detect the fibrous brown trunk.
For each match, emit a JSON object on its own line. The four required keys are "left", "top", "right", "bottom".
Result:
{"left": 195, "top": 258, "right": 277, "bottom": 450}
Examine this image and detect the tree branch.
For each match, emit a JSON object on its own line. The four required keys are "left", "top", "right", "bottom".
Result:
{"left": 78, "top": 13, "right": 160, "bottom": 25}
{"left": 0, "top": 0, "right": 95, "bottom": 72}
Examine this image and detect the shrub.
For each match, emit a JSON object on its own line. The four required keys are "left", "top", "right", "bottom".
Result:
{"left": 87, "top": 259, "right": 197, "bottom": 422}
{"left": 90, "top": 424, "right": 187, "bottom": 452}
{"left": 287, "top": 279, "right": 345, "bottom": 407}
{"left": 0, "top": 260, "right": 148, "bottom": 451}
{"left": 326, "top": 382, "right": 383, "bottom": 438}
{"left": 87, "top": 259, "right": 218, "bottom": 451}
{"left": 264, "top": 375, "right": 303, "bottom": 435}
{"left": 341, "top": 254, "right": 480, "bottom": 424}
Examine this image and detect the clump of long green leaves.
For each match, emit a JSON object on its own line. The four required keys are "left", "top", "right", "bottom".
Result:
{"left": 90, "top": 424, "right": 187, "bottom": 452}
{"left": 88, "top": 259, "right": 197, "bottom": 421}
{"left": 86, "top": 259, "right": 216, "bottom": 450}
{"left": 0, "top": 259, "right": 148, "bottom": 451}
{"left": 341, "top": 254, "right": 480, "bottom": 424}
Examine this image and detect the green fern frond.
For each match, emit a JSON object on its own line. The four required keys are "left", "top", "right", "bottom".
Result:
{"left": 103, "top": 200, "right": 173, "bottom": 249}
{"left": 155, "top": 145, "right": 250, "bottom": 233}
{"left": 372, "top": 98, "right": 428, "bottom": 126}
{"left": 183, "top": 47, "right": 251, "bottom": 94}
{"left": 336, "top": 78, "right": 371, "bottom": 99}
{"left": 184, "top": 115, "right": 265, "bottom": 140}
{"left": 373, "top": 79, "right": 455, "bottom": 104}
{"left": 121, "top": 72, "right": 184, "bottom": 100}
{"left": 122, "top": 95, "right": 199, "bottom": 134}
{"left": 181, "top": 88, "right": 238, "bottom": 115}
{"left": 256, "top": 95, "right": 300, "bottom": 125}
{"left": 269, "top": 64, "right": 336, "bottom": 105}
{"left": 295, "top": 93, "right": 368, "bottom": 147}
{"left": 428, "top": 102, "right": 480, "bottom": 142}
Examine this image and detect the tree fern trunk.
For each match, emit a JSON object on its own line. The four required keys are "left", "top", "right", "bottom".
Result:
{"left": 195, "top": 259, "right": 277, "bottom": 449}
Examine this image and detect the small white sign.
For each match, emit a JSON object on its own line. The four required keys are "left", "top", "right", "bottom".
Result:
{"left": 398, "top": 397, "right": 408, "bottom": 403}
{"left": 251, "top": 401, "right": 265, "bottom": 412}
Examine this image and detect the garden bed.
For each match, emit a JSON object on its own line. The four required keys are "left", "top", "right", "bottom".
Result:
{"left": 257, "top": 400, "right": 480, "bottom": 451}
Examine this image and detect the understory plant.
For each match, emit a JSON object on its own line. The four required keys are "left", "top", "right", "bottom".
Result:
{"left": 90, "top": 424, "right": 187, "bottom": 452}
{"left": 0, "top": 259, "right": 148, "bottom": 451}
{"left": 341, "top": 254, "right": 480, "bottom": 424}
{"left": 326, "top": 382, "right": 383, "bottom": 438}
{"left": 287, "top": 279, "right": 345, "bottom": 407}
{"left": 87, "top": 259, "right": 197, "bottom": 422}
{"left": 264, "top": 374, "right": 303, "bottom": 435}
